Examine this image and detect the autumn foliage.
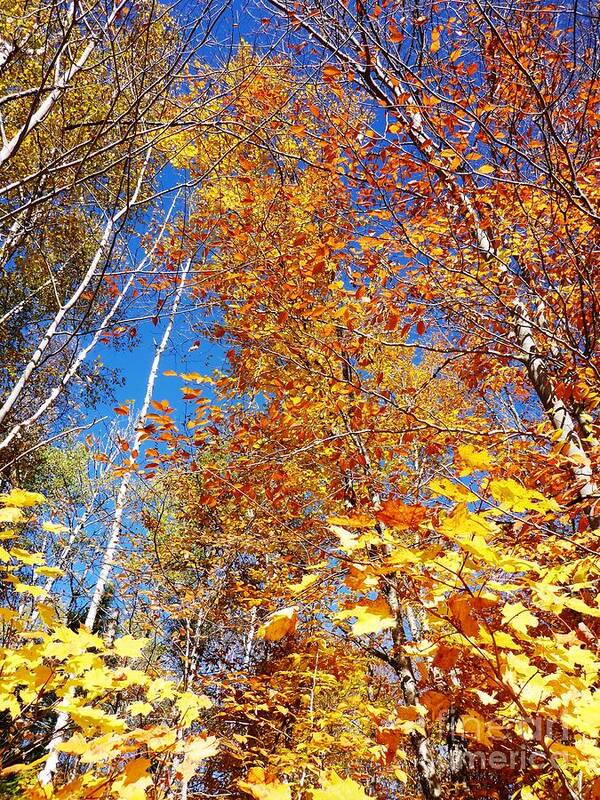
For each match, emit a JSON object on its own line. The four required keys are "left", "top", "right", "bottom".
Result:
{"left": 1, "top": 2, "right": 600, "bottom": 800}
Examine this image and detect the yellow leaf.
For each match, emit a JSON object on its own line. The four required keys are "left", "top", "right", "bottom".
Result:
{"left": 471, "top": 689, "right": 498, "bottom": 705}
{"left": 458, "top": 709, "right": 495, "bottom": 747}
{"left": 0, "top": 754, "right": 47, "bottom": 777}
{"left": 113, "top": 635, "right": 149, "bottom": 659}
{"left": 429, "top": 478, "right": 478, "bottom": 503}
{"left": 42, "top": 521, "right": 68, "bottom": 533}
{"left": 11, "top": 548, "right": 45, "bottom": 566}
{"left": 257, "top": 607, "right": 298, "bottom": 641}
{"left": 0, "top": 488, "right": 45, "bottom": 507}
{"left": 311, "top": 771, "right": 370, "bottom": 800}
{"left": 177, "top": 736, "right": 219, "bottom": 782}
{"left": 456, "top": 444, "right": 492, "bottom": 475}
{"left": 0, "top": 507, "right": 24, "bottom": 524}
{"left": 476, "top": 165, "right": 495, "bottom": 175}
{"left": 37, "top": 603, "right": 58, "bottom": 627}
{"left": 35, "top": 566, "right": 64, "bottom": 578}
{"left": 129, "top": 701, "right": 153, "bottom": 716}
{"left": 501, "top": 602, "right": 538, "bottom": 635}
{"left": 394, "top": 766, "right": 408, "bottom": 783}
{"left": 488, "top": 479, "right": 560, "bottom": 513}
{"left": 328, "top": 514, "right": 377, "bottom": 529}
{"left": 336, "top": 597, "right": 396, "bottom": 636}
{"left": 137, "top": 727, "right": 177, "bottom": 751}
{"left": 240, "top": 772, "right": 292, "bottom": 800}
{"left": 289, "top": 573, "right": 319, "bottom": 594}
{"left": 111, "top": 758, "right": 152, "bottom": 800}
{"left": 440, "top": 504, "right": 496, "bottom": 541}
{"left": 14, "top": 583, "right": 46, "bottom": 597}
{"left": 147, "top": 677, "right": 177, "bottom": 702}
{"left": 57, "top": 732, "right": 88, "bottom": 756}
{"left": 176, "top": 691, "right": 212, "bottom": 724}
{"left": 60, "top": 702, "right": 126, "bottom": 735}
{"left": 79, "top": 733, "right": 123, "bottom": 765}
{"left": 330, "top": 524, "right": 360, "bottom": 552}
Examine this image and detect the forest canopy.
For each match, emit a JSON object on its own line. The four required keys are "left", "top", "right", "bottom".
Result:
{"left": 1, "top": 2, "right": 600, "bottom": 800}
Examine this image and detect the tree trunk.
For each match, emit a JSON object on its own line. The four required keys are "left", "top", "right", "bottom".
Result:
{"left": 38, "top": 257, "right": 191, "bottom": 787}
{"left": 0, "top": 146, "right": 152, "bottom": 434}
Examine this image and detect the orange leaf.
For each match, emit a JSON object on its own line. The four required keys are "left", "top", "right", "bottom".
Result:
{"left": 432, "top": 644, "right": 461, "bottom": 671}
{"left": 323, "top": 65, "right": 342, "bottom": 80}
{"left": 376, "top": 500, "right": 425, "bottom": 530}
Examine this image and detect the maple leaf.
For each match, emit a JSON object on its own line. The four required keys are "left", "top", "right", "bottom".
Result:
{"left": 456, "top": 444, "right": 492, "bottom": 475}
{"left": 177, "top": 736, "right": 219, "bottom": 782}
{"left": 432, "top": 644, "right": 461, "bottom": 671}
{"left": 375, "top": 500, "right": 425, "bottom": 529}
{"left": 41, "top": 520, "right": 68, "bottom": 533}
{"left": 176, "top": 690, "right": 212, "bottom": 724}
{"left": 111, "top": 758, "right": 152, "bottom": 800}
{"left": 0, "top": 507, "right": 25, "bottom": 524}
{"left": 447, "top": 594, "right": 480, "bottom": 637}
{"left": 14, "top": 583, "right": 46, "bottom": 597}
{"left": 501, "top": 601, "right": 539, "bottom": 635}
{"left": 11, "top": 547, "right": 45, "bottom": 565}
{"left": 429, "top": 477, "right": 478, "bottom": 503}
{"left": 0, "top": 755, "right": 47, "bottom": 777}
{"left": 257, "top": 607, "right": 298, "bottom": 641}
{"left": 289, "top": 573, "right": 319, "bottom": 593}
{"left": 420, "top": 690, "right": 450, "bottom": 721}
{"left": 329, "top": 523, "right": 360, "bottom": 552}
{"left": 129, "top": 700, "right": 153, "bottom": 716}
{"left": 328, "top": 514, "right": 377, "bottom": 529}
{"left": 488, "top": 479, "right": 560, "bottom": 513}
{"left": 240, "top": 768, "right": 292, "bottom": 800}
{"left": 35, "top": 565, "right": 63, "bottom": 578}
{"left": 113, "top": 635, "right": 149, "bottom": 659}
{"left": 336, "top": 597, "right": 396, "bottom": 636}
{"left": 0, "top": 488, "right": 45, "bottom": 507}
{"left": 458, "top": 709, "right": 495, "bottom": 747}
{"left": 311, "top": 771, "right": 370, "bottom": 800}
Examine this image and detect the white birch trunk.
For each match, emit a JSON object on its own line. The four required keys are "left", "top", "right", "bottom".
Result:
{"left": 0, "top": 146, "right": 152, "bottom": 431}
{"left": 38, "top": 257, "right": 191, "bottom": 786}
{"left": 0, "top": 190, "right": 178, "bottom": 452}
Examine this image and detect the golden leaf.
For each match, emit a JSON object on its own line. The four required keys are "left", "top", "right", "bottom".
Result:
{"left": 0, "top": 507, "right": 25, "bottom": 524}
{"left": 456, "top": 444, "right": 492, "bottom": 475}
{"left": 257, "top": 607, "right": 298, "bottom": 641}
{"left": 111, "top": 758, "right": 152, "bottom": 800}
{"left": 177, "top": 736, "right": 219, "bottom": 782}
{"left": 488, "top": 479, "right": 560, "bottom": 513}
{"left": 501, "top": 602, "right": 538, "bottom": 635}
{"left": 336, "top": 597, "right": 396, "bottom": 636}
{"left": 113, "top": 635, "right": 149, "bottom": 659}
{"left": 0, "top": 488, "right": 45, "bottom": 507}
{"left": 311, "top": 771, "right": 370, "bottom": 800}
{"left": 429, "top": 478, "right": 478, "bottom": 503}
